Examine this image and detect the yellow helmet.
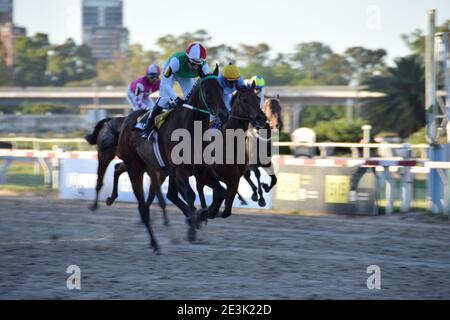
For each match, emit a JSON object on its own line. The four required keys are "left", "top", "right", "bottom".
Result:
{"left": 222, "top": 63, "right": 241, "bottom": 81}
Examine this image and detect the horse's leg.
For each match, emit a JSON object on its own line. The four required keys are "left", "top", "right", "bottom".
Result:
{"left": 244, "top": 169, "right": 258, "bottom": 202}
{"left": 201, "top": 169, "right": 226, "bottom": 219}
{"left": 175, "top": 169, "right": 198, "bottom": 242}
{"left": 146, "top": 173, "right": 170, "bottom": 227}
{"left": 196, "top": 179, "right": 207, "bottom": 209}
{"left": 220, "top": 179, "right": 240, "bottom": 219}
{"left": 236, "top": 191, "right": 248, "bottom": 205}
{"left": 147, "top": 171, "right": 170, "bottom": 227}
{"left": 90, "top": 148, "right": 115, "bottom": 211}
{"left": 106, "top": 162, "right": 126, "bottom": 206}
{"left": 129, "top": 166, "right": 160, "bottom": 253}
{"left": 166, "top": 174, "right": 190, "bottom": 218}
{"left": 253, "top": 168, "right": 266, "bottom": 207}
{"left": 261, "top": 162, "right": 277, "bottom": 192}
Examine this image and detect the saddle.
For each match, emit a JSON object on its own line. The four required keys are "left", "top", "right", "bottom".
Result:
{"left": 155, "top": 109, "right": 174, "bottom": 129}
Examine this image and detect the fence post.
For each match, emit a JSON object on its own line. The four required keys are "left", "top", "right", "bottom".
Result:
{"left": 400, "top": 167, "right": 413, "bottom": 213}
{"left": 384, "top": 166, "right": 396, "bottom": 214}
{"left": 51, "top": 145, "right": 62, "bottom": 189}
{"left": 362, "top": 125, "right": 372, "bottom": 159}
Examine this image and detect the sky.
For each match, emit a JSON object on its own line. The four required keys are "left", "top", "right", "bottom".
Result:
{"left": 13, "top": 0, "right": 450, "bottom": 63}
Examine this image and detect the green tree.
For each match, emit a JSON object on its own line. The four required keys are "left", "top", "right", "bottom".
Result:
{"left": 344, "top": 46, "right": 387, "bottom": 84}
{"left": 238, "top": 43, "right": 271, "bottom": 66}
{"left": 0, "top": 39, "right": 13, "bottom": 85}
{"left": 299, "top": 105, "right": 346, "bottom": 128}
{"left": 313, "top": 118, "right": 366, "bottom": 142}
{"left": 319, "top": 53, "right": 351, "bottom": 85}
{"left": 47, "top": 38, "right": 97, "bottom": 86}
{"left": 363, "top": 55, "right": 425, "bottom": 138}
{"left": 401, "top": 20, "right": 450, "bottom": 56}
{"left": 13, "top": 33, "right": 50, "bottom": 86}
{"left": 290, "top": 42, "right": 332, "bottom": 83}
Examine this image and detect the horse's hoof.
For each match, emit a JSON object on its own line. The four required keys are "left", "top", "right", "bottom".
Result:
{"left": 197, "top": 208, "right": 209, "bottom": 221}
{"left": 105, "top": 197, "right": 115, "bottom": 206}
{"left": 240, "top": 200, "right": 248, "bottom": 206}
{"left": 251, "top": 194, "right": 258, "bottom": 202}
{"left": 262, "top": 183, "right": 270, "bottom": 193}
{"left": 187, "top": 227, "right": 196, "bottom": 242}
{"left": 221, "top": 211, "right": 232, "bottom": 219}
{"left": 89, "top": 203, "right": 98, "bottom": 212}
{"left": 258, "top": 198, "right": 266, "bottom": 207}
{"left": 163, "top": 219, "right": 171, "bottom": 228}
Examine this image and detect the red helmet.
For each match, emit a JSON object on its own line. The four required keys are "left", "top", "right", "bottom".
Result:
{"left": 186, "top": 42, "right": 207, "bottom": 65}
{"left": 145, "top": 64, "right": 161, "bottom": 76}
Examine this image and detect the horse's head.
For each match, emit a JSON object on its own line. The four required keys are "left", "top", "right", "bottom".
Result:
{"left": 264, "top": 96, "right": 283, "bottom": 131}
{"left": 197, "top": 64, "right": 229, "bottom": 124}
{"left": 232, "top": 84, "right": 267, "bottom": 129}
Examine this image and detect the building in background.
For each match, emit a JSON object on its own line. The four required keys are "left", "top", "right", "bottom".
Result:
{"left": 0, "top": 0, "right": 26, "bottom": 66}
{"left": 82, "top": 0, "right": 129, "bottom": 61}
{"left": 0, "top": 0, "right": 12, "bottom": 25}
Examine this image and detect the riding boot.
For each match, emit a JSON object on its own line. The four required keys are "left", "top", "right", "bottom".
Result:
{"left": 141, "top": 105, "right": 163, "bottom": 140}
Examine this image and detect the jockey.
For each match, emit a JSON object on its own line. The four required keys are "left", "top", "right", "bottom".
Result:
{"left": 217, "top": 62, "right": 245, "bottom": 111}
{"left": 139, "top": 42, "right": 210, "bottom": 139}
{"left": 127, "top": 64, "right": 161, "bottom": 112}
{"left": 246, "top": 75, "right": 266, "bottom": 110}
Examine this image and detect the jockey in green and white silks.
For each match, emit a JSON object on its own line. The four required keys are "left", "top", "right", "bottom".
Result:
{"left": 139, "top": 42, "right": 210, "bottom": 139}
{"left": 159, "top": 42, "right": 210, "bottom": 110}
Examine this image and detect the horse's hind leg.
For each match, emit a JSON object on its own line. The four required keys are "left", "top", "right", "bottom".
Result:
{"left": 237, "top": 191, "right": 248, "bottom": 205}
{"left": 129, "top": 166, "right": 160, "bottom": 253}
{"left": 253, "top": 168, "right": 266, "bottom": 207}
{"left": 146, "top": 173, "right": 170, "bottom": 227}
{"left": 106, "top": 162, "right": 126, "bottom": 206}
{"left": 261, "top": 162, "right": 277, "bottom": 193}
{"left": 244, "top": 169, "right": 258, "bottom": 202}
{"left": 90, "top": 148, "right": 115, "bottom": 211}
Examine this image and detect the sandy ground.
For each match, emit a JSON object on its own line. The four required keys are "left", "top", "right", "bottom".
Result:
{"left": 1, "top": 195, "right": 450, "bottom": 299}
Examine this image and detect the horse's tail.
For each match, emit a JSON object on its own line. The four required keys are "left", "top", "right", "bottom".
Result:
{"left": 85, "top": 118, "right": 112, "bottom": 145}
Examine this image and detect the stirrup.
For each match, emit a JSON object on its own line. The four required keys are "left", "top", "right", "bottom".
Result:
{"left": 135, "top": 122, "right": 147, "bottom": 130}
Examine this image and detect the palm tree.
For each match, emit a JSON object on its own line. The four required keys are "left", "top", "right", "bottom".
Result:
{"left": 363, "top": 55, "right": 425, "bottom": 138}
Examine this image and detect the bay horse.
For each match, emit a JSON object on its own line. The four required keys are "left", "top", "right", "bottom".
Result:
{"left": 241, "top": 97, "right": 283, "bottom": 207}
{"left": 195, "top": 83, "right": 267, "bottom": 218}
{"left": 85, "top": 116, "right": 124, "bottom": 211}
{"left": 84, "top": 116, "right": 170, "bottom": 225}
{"left": 117, "top": 65, "right": 229, "bottom": 249}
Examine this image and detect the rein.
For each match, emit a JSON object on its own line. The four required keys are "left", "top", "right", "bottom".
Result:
{"left": 182, "top": 75, "right": 218, "bottom": 115}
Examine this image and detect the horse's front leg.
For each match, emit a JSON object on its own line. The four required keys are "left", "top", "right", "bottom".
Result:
{"left": 174, "top": 169, "right": 198, "bottom": 242}
{"left": 220, "top": 179, "right": 240, "bottom": 219}
{"left": 253, "top": 168, "right": 266, "bottom": 207}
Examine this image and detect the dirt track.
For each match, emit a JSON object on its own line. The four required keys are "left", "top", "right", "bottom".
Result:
{"left": 1, "top": 195, "right": 450, "bottom": 299}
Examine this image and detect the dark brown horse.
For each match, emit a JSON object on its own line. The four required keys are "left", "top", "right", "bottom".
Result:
{"left": 85, "top": 116, "right": 170, "bottom": 225}
{"left": 241, "top": 97, "right": 283, "bottom": 206}
{"left": 195, "top": 83, "right": 267, "bottom": 218}
{"left": 85, "top": 116, "right": 124, "bottom": 211}
{"left": 117, "top": 66, "right": 229, "bottom": 250}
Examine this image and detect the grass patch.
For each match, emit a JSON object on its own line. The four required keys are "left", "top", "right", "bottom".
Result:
{"left": 0, "top": 160, "right": 55, "bottom": 195}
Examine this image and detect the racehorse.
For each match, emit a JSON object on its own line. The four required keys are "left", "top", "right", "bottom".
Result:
{"left": 85, "top": 116, "right": 124, "bottom": 211}
{"left": 195, "top": 83, "right": 267, "bottom": 218}
{"left": 240, "top": 97, "right": 283, "bottom": 207}
{"left": 85, "top": 116, "right": 170, "bottom": 226}
{"left": 117, "top": 65, "right": 229, "bottom": 250}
